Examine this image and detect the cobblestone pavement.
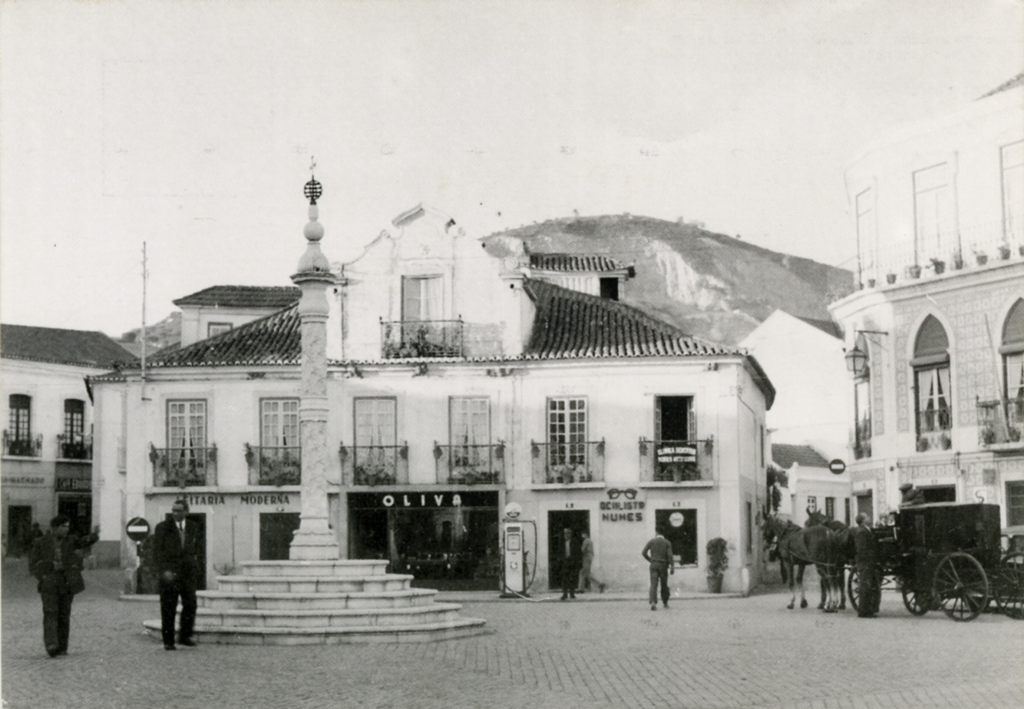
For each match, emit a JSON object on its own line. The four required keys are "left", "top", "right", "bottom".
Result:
{"left": 3, "top": 561, "right": 1021, "bottom": 709}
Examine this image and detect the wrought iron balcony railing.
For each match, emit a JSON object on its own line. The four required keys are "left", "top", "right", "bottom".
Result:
{"left": 530, "top": 440, "right": 605, "bottom": 485}
{"left": 433, "top": 442, "right": 505, "bottom": 485}
{"left": 56, "top": 433, "right": 92, "bottom": 460}
{"left": 915, "top": 410, "right": 952, "bottom": 452}
{"left": 380, "top": 319, "right": 464, "bottom": 359}
{"left": 2, "top": 431, "right": 42, "bottom": 457}
{"left": 340, "top": 443, "right": 409, "bottom": 486}
{"left": 977, "top": 397, "right": 1024, "bottom": 446}
{"left": 150, "top": 444, "right": 218, "bottom": 487}
{"left": 245, "top": 444, "right": 301, "bottom": 486}
{"left": 639, "top": 438, "right": 713, "bottom": 483}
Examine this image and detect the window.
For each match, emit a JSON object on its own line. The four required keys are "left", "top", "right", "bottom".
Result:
{"left": 913, "top": 316, "right": 951, "bottom": 451}
{"left": 168, "top": 401, "right": 207, "bottom": 452}
{"left": 853, "top": 333, "right": 872, "bottom": 459}
{"left": 402, "top": 276, "right": 442, "bottom": 322}
{"left": 654, "top": 396, "right": 698, "bottom": 482}
{"left": 807, "top": 496, "right": 817, "bottom": 513}
{"left": 208, "top": 322, "right": 232, "bottom": 338}
{"left": 1002, "top": 141, "right": 1024, "bottom": 242}
{"left": 913, "top": 163, "right": 955, "bottom": 260}
{"left": 599, "top": 277, "right": 618, "bottom": 301}
{"left": 261, "top": 399, "right": 299, "bottom": 448}
{"left": 1003, "top": 299, "right": 1024, "bottom": 440}
{"left": 825, "top": 497, "right": 835, "bottom": 519}
{"left": 655, "top": 396, "right": 694, "bottom": 442}
{"left": 450, "top": 397, "right": 489, "bottom": 466}
{"left": 60, "top": 399, "right": 86, "bottom": 459}
{"left": 353, "top": 397, "right": 398, "bottom": 485}
{"left": 1007, "top": 481, "right": 1024, "bottom": 527}
{"left": 746, "top": 501, "right": 753, "bottom": 553}
{"left": 855, "top": 188, "right": 877, "bottom": 280}
{"left": 548, "top": 398, "right": 586, "bottom": 466}
{"left": 655, "top": 509, "right": 698, "bottom": 566}
{"left": 8, "top": 394, "right": 31, "bottom": 442}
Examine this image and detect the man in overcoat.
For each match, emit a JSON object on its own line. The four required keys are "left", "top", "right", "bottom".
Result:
{"left": 29, "top": 515, "right": 99, "bottom": 657}
{"left": 152, "top": 498, "right": 202, "bottom": 649}
{"left": 555, "top": 527, "right": 582, "bottom": 600}
{"left": 853, "top": 512, "right": 880, "bottom": 617}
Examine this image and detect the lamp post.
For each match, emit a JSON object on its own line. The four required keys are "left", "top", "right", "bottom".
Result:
{"left": 845, "top": 329, "right": 888, "bottom": 378}
{"left": 289, "top": 162, "right": 340, "bottom": 560}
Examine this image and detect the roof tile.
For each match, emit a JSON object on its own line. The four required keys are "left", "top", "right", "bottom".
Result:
{"left": 1, "top": 324, "right": 135, "bottom": 368}
{"left": 172, "top": 285, "right": 301, "bottom": 309}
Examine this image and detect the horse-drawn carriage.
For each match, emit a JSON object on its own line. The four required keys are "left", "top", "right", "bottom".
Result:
{"left": 845, "top": 502, "right": 1024, "bottom": 622}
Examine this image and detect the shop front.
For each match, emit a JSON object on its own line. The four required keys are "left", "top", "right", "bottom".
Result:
{"left": 55, "top": 463, "right": 93, "bottom": 538}
{"left": 348, "top": 490, "right": 500, "bottom": 590}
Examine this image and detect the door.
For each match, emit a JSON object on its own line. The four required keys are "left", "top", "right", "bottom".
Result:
{"left": 547, "top": 510, "right": 589, "bottom": 590}
{"left": 260, "top": 513, "right": 300, "bottom": 560}
{"left": 57, "top": 495, "right": 92, "bottom": 538}
{"left": 7, "top": 506, "right": 32, "bottom": 557}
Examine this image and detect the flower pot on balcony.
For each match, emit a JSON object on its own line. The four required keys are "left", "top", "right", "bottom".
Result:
{"left": 866, "top": 278, "right": 876, "bottom": 288}
{"left": 998, "top": 244, "right": 1011, "bottom": 260}
{"left": 975, "top": 252, "right": 988, "bottom": 266}
{"left": 930, "top": 259, "right": 945, "bottom": 275}
{"left": 907, "top": 265, "right": 922, "bottom": 279}
{"left": 672, "top": 466, "right": 683, "bottom": 483}
{"left": 886, "top": 273, "right": 896, "bottom": 284}
{"left": 951, "top": 254, "right": 964, "bottom": 270}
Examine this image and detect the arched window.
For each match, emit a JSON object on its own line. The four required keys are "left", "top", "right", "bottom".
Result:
{"left": 1002, "top": 299, "right": 1024, "bottom": 440}
{"left": 912, "top": 315, "right": 951, "bottom": 451}
{"left": 853, "top": 333, "right": 872, "bottom": 459}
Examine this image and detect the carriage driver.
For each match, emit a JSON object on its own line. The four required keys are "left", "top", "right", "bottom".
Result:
{"left": 853, "top": 513, "right": 880, "bottom": 618}
{"left": 899, "top": 483, "right": 925, "bottom": 507}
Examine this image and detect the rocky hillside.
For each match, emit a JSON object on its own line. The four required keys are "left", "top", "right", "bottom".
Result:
{"left": 484, "top": 215, "right": 854, "bottom": 345}
{"left": 116, "top": 311, "right": 181, "bottom": 358}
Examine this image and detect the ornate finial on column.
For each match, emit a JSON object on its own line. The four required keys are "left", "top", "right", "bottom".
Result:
{"left": 304, "top": 156, "right": 322, "bottom": 206}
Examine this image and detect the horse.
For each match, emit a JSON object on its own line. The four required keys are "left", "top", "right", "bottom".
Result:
{"left": 803, "top": 509, "right": 856, "bottom": 610}
{"left": 762, "top": 514, "right": 844, "bottom": 612}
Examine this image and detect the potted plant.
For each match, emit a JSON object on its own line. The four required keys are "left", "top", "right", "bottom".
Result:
{"left": 930, "top": 257, "right": 945, "bottom": 275}
{"left": 951, "top": 250, "right": 965, "bottom": 270}
{"left": 998, "top": 243, "right": 1011, "bottom": 260}
{"left": 975, "top": 250, "right": 988, "bottom": 266}
{"left": 907, "top": 264, "right": 922, "bottom": 279}
{"left": 706, "top": 537, "right": 729, "bottom": 593}
{"left": 939, "top": 432, "right": 951, "bottom": 450}
{"left": 866, "top": 278, "right": 876, "bottom": 288}
{"left": 886, "top": 272, "right": 897, "bottom": 285}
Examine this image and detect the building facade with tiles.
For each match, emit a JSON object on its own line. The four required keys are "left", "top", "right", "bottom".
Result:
{"left": 91, "top": 204, "right": 775, "bottom": 595}
{"left": 1, "top": 325, "right": 134, "bottom": 561}
{"left": 830, "top": 73, "right": 1024, "bottom": 526}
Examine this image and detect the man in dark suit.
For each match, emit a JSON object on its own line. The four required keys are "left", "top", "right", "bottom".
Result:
{"left": 152, "top": 498, "right": 201, "bottom": 649}
{"left": 555, "top": 527, "right": 582, "bottom": 600}
{"left": 853, "top": 513, "right": 880, "bottom": 618}
{"left": 28, "top": 515, "right": 99, "bottom": 657}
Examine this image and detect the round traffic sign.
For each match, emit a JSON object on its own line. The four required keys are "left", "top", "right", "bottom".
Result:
{"left": 828, "top": 459, "right": 847, "bottom": 475}
{"left": 125, "top": 517, "right": 150, "bottom": 542}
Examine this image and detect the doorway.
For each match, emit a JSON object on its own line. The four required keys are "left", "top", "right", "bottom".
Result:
{"left": 547, "top": 510, "right": 589, "bottom": 590}
{"left": 922, "top": 486, "right": 956, "bottom": 503}
{"left": 58, "top": 495, "right": 92, "bottom": 538}
{"left": 7, "top": 506, "right": 32, "bottom": 557}
{"left": 260, "top": 513, "right": 300, "bottom": 560}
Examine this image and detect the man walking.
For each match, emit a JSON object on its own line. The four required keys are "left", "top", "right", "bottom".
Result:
{"left": 153, "top": 499, "right": 202, "bottom": 649}
{"left": 853, "top": 513, "right": 880, "bottom": 617}
{"left": 576, "top": 530, "right": 605, "bottom": 593}
{"left": 641, "top": 527, "right": 674, "bottom": 610}
{"left": 555, "top": 527, "right": 582, "bottom": 600}
{"left": 29, "top": 515, "right": 99, "bottom": 657}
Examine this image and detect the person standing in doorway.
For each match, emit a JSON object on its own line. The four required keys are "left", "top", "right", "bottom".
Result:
{"left": 641, "top": 527, "right": 674, "bottom": 610}
{"left": 152, "top": 499, "right": 201, "bottom": 649}
{"left": 576, "top": 530, "right": 605, "bottom": 593}
{"left": 556, "top": 527, "right": 582, "bottom": 600}
{"left": 853, "top": 513, "right": 880, "bottom": 617}
{"left": 29, "top": 515, "right": 99, "bottom": 657}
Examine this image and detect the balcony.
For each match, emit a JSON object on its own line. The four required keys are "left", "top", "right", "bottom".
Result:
{"left": 639, "top": 438, "right": 713, "bottom": 483}
{"left": 150, "top": 445, "right": 218, "bottom": 487}
{"left": 433, "top": 442, "right": 505, "bottom": 485}
{"left": 915, "top": 411, "right": 952, "bottom": 452}
{"left": 341, "top": 444, "right": 409, "bottom": 486}
{"left": 530, "top": 440, "right": 605, "bottom": 485}
{"left": 245, "top": 444, "right": 300, "bottom": 486}
{"left": 2, "top": 431, "right": 42, "bottom": 457}
{"left": 977, "top": 398, "right": 1024, "bottom": 447}
{"left": 56, "top": 433, "right": 92, "bottom": 461}
{"left": 380, "top": 319, "right": 464, "bottom": 359}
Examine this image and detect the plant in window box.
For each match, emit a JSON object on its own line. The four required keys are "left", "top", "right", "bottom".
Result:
{"left": 706, "top": 537, "right": 729, "bottom": 593}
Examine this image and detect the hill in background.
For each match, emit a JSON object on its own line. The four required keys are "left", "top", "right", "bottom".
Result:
{"left": 485, "top": 214, "right": 854, "bottom": 345}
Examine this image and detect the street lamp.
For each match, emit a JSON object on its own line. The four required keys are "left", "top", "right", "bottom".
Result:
{"left": 844, "top": 329, "right": 888, "bottom": 378}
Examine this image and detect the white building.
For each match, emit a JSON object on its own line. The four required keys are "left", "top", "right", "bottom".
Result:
{"left": 830, "top": 72, "right": 1024, "bottom": 524}
{"left": 771, "top": 443, "right": 852, "bottom": 526}
{"left": 91, "top": 204, "right": 776, "bottom": 594}
{"left": 1, "top": 325, "right": 133, "bottom": 561}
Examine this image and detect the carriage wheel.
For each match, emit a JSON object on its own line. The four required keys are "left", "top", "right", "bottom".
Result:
{"left": 901, "top": 585, "right": 931, "bottom": 615}
{"left": 932, "top": 552, "right": 988, "bottom": 622}
{"left": 847, "top": 568, "right": 860, "bottom": 613}
{"left": 992, "top": 552, "right": 1024, "bottom": 620}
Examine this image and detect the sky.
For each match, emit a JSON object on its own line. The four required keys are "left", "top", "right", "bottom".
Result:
{"left": 1, "top": 0, "right": 1021, "bottom": 338}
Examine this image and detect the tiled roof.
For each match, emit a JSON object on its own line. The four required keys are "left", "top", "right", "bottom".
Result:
{"left": 522, "top": 279, "right": 735, "bottom": 359}
{"left": 172, "top": 285, "right": 301, "bottom": 309}
{"left": 772, "top": 443, "right": 829, "bottom": 469}
{"left": 146, "top": 305, "right": 300, "bottom": 367}
{"left": 1, "top": 324, "right": 136, "bottom": 368}
{"left": 529, "top": 253, "right": 627, "bottom": 273}
{"left": 978, "top": 71, "right": 1024, "bottom": 99}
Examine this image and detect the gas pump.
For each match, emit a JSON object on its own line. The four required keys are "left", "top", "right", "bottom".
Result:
{"left": 501, "top": 502, "right": 536, "bottom": 598}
